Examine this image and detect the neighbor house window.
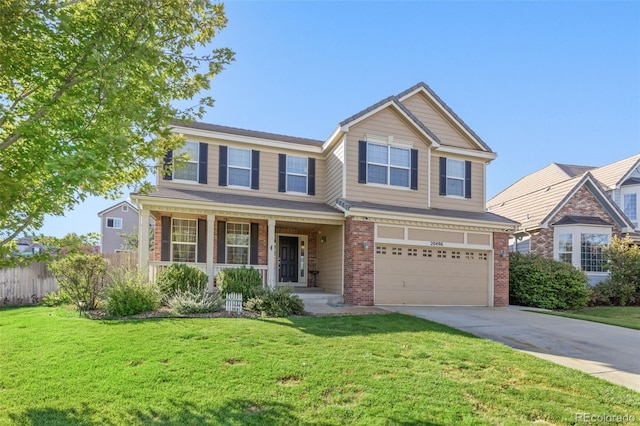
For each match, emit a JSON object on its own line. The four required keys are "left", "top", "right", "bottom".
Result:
{"left": 106, "top": 217, "right": 122, "bottom": 229}
{"left": 446, "top": 159, "right": 465, "bottom": 197}
{"left": 366, "top": 143, "right": 411, "bottom": 187}
{"left": 558, "top": 233, "right": 573, "bottom": 264}
{"left": 580, "top": 233, "right": 608, "bottom": 272}
{"left": 228, "top": 147, "right": 251, "bottom": 187}
{"left": 226, "top": 222, "right": 250, "bottom": 264}
{"left": 173, "top": 141, "right": 199, "bottom": 181}
{"left": 624, "top": 193, "right": 637, "bottom": 227}
{"left": 171, "top": 218, "right": 197, "bottom": 262}
{"left": 286, "top": 156, "right": 308, "bottom": 193}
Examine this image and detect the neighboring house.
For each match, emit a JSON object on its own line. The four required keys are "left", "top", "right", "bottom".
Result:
{"left": 14, "top": 237, "right": 45, "bottom": 256}
{"left": 97, "top": 201, "right": 140, "bottom": 253}
{"left": 487, "top": 154, "right": 639, "bottom": 285}
{"left": 131, "top": 82, "right": 517, "bottom": 306}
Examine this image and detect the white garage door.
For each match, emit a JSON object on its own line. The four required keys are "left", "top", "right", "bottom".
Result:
{"left": 375, "top": 245, "right": 490, "bottom": 305}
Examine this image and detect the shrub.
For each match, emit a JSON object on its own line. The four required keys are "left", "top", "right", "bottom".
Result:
{"left": 167, "top": 289, "right": 223, "bottom": 315}
{"left": 40, "top": 290, "right": 72, "bottom": 307}
{"left": 217, "top": 266, "right": 262, "bottom": 300}
{"left": 245, "top": 286, "right": 305, "bottom": 317}
{"left": 49, "top": 253, "right": 108, "bottom": 314}
{"left": 603, "top": 235, "right": 640, "bottom": 306}
{"left": 156, "top": 263, "right": 208, "bottom": 300}
{"left": 103, "top": 269, "right": 161, "bottom": 317}
{"left": 509, "top": 252, "right": 591, "bottom": 310}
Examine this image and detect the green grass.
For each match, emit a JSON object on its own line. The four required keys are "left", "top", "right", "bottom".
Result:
{"left": 537, "top": 306, "right": 640, "bottom": 330}
{"left": 1, "top": 307, "right": 639, "bottom": 425}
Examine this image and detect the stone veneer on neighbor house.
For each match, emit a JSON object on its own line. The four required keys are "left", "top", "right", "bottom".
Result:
{"left": 343, "top": 217, "right": 375, "bottom": 306}
{"left": 529, "top": 186, "right": 622, "bottom": 258}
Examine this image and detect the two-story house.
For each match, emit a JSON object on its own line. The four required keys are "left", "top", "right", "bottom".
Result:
{"left": 131, "top": 82, "right": 517, "bottom": 306}
{"left": 98, "top": 201, "right": 140, "bottom": 253}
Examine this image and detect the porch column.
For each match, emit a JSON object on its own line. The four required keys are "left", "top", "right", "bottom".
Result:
{"left": 207, "top": 213, "right": 215, "bottom": 292}
{"left": 138, "top": 208, "right": 150, "bottom": 282}
{"left": 267, "top": 219, "right": 276, "bottom": 288}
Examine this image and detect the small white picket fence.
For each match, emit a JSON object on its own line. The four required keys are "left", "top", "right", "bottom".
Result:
{"left": 225, "top": 292, "right": 243, "bottom": 313}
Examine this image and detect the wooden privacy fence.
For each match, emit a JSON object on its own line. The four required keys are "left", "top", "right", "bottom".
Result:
{"left": 0, "top": 251, "right": 139, "bottom": 306}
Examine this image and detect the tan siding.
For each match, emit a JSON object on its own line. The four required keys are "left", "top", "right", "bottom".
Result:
{"left": 345, "top": 107, "right": 431, "bottom": 209}
{"left": 378, "top": 226, "right": 404, "bottom": 239}
{"left": 430, "top": 157, "right": 486, "bottom": 212}
{"left": 467, "top": 233, "right": 491, "bottom": 246}
{"left": 316, "top": 224, "right": 343, "bottom": 294}
{"left": 407, "top": 229, "right": 464, "bottom": 243}
{"left": 325, "top": 140, "right": 344, "bottom": 205}
{"left": 401, "top": 93, "right": 475, "bottom": 150}
{"left": 159, "top": 137, "right": 327, "bottom": 203}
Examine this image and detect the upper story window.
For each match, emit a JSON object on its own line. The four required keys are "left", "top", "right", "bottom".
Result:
{"left": 358, "top": 141, "right": 418, "bottom": 190}
{"left": 278, "top": 154, "right": 316, "bottom": 195}
{"left": 162, "top": 142, "right": 208, "bottom": 184}
{"left": 623, "top": 193, "right": 637, "bottom": 227}
{"left": 174, "top": 142, "right": 199, "bottom": 181}
{"left": 218, "top": 146, "right": 259, "bottom": 189}
{"left": 287, "top": 156, "right": 308, "bottom": 193}
{"left": 106, "top": 217, "right": 122, "bottom": 229}
{"left": 228, "top": 147, "right": 251, "bottom": 187}
{"left": 439, "top": 157, "right": 471, "bottom": 199}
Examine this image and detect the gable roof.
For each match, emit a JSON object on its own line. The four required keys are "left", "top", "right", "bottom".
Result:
{"left": 97, "top": 200, "right": 138, "bottom": 217}
{"left": 338, "top": 95, "right": 441, "bottom": 147}
{"left": 397, "top": 82, "right": 492, "bottom": 153}
{"left": 589, "top": 153, "right": 640, "bottom": 189}
{"left": 555, "top": 163, "right": 596, "bottom": 177}
{"left": 487, "top": 172, "right": 634, "bottom": 232}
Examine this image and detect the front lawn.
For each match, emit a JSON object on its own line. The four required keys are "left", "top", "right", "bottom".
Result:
{"left": 539, "top": 306, "right": 640, "bottom": 330}
{"left": 1, "top": 307, "right": 639, "bottom": 425}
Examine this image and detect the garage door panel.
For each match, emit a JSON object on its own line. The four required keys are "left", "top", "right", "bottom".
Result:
{"left": 375, "top": 245, "right": 489, "bottom": 306}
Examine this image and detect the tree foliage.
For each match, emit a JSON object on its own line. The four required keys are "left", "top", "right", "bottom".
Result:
{"left": 49, "top": 252, "right": 108, "bottom": 315}
{"left": 0, "top": 0, "right": 234, "bottom": 260}
{"left": 602, "top": 235, "right": 640, "bottom": 306}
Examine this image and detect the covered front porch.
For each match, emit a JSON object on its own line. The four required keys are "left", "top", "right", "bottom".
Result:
{"left": 133, "top": 189, "right": 345, "bottom": 294}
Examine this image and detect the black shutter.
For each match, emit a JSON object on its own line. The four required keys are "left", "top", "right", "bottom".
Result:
{"left": 218, "top": 146, "right": 228, "bottom": 186}
{"left": 197, "top": 219, "right": 206, "bottom": 263}
{"left": 198, "top": 143, "right": 208, "bottom": 184}
{"left": 278, "top": 154, "right": 286, "bottom": 192}
{"left": 439, "top": 157, "right": 447, "bottom": 196}
{"left": 410, "top": 149, "right": 418, "bottom": 191}
{"left": 162, "top": 150, "right": 173, "bottom": 181}
{"left": 307, "top": 158, "right": 316, "bottom": 195}
{"left": 161, "top": 217, "right": 171, "bottom": 261}
{"left": 250, "top": 223, "right": 259, "bottom": 265}
{"left": 251, "top": 150, "right": 260, "bottom": 190}
{"left": 465, "top": 160, "right": 472, "bottom": 199}
{"left": 358, "top": 141, "right": 367, "bottom": 184}
{"left": 217, "top": 221, "right": 226, "bottom": 263}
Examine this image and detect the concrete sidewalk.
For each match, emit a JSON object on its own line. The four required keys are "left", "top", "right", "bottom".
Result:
{"left": 381, "top": 305, "right": 640, "bottom": 393}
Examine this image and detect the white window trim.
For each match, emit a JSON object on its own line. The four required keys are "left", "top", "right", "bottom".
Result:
{"left": 227, "top": 147, "right": 252, "bottom": 188}
{"left": 106, "top": 217, "right": 123, "bottom": 229}
{"left": 285, "top": 155, "right": 308, "bottom": 194}
{"left": 553, "top": 224, "right": 611, "bottom": 275}
{"left": 445, "top": 158, "right": 465, "bottom": 198}
{"left": 366, "top": 142, "right": 411, "bottom": 188}
{"left": 621, "top": 188, "right": 638, "bottom": 228}
{"left": 226, "top": 222, "right": 250, "bottom": 265}
{"left": 171, "top": 218, "right": 198, "bottom": 263}
{"left": 172, "top": 141, "right": 199, "bottom": 182}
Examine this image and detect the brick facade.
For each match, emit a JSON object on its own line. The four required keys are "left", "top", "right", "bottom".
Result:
{"left": 343, "top": 218, "right": 374, "bottom": 306}
{"left": 530, "top": 186, "right": 622, "bottom": 258}
{"left": 493, "top": 232, "right": 510, "bottom": 307}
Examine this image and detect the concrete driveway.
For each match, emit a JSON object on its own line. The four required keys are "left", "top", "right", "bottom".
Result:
{"left": 380, "top": 305, "right": 640, "bottom": 392}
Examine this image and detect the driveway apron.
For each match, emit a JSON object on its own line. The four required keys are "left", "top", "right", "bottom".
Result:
{"left": 380, "top": 306, "right": 640, "bottom": 393}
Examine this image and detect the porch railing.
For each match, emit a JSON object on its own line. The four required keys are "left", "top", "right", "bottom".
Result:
{"left": 148, "top": 261, "right": 268, "bottom": 289}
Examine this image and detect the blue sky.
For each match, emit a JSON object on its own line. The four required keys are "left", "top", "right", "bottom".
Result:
{"left": 38, "top": 0, "right": 640, "bottom": 238}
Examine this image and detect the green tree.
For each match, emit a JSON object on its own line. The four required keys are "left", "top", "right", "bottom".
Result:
{"left": 603, "top": 235, "right": 640, "bottom": 306}
{"left": 0, "top": 0, "right": 234, "bottom": 265}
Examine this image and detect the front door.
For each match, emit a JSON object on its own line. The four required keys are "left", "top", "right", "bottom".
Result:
{"left": 279, "top": 236, "right": 298, "bottom": 282}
